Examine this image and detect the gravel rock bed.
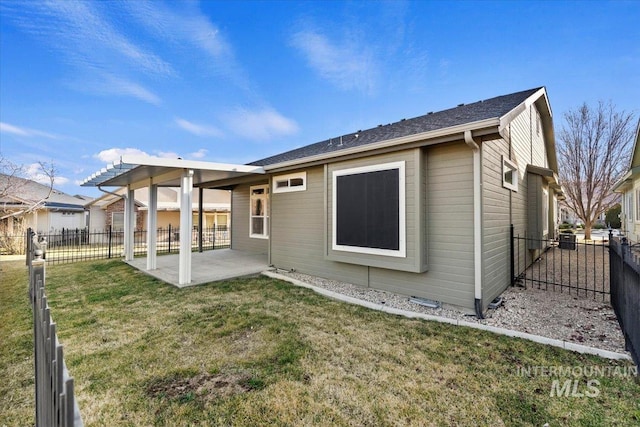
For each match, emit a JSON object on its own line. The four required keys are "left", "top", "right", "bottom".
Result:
{"left": 278, "top": 271, "right": 627, "bottom": 355}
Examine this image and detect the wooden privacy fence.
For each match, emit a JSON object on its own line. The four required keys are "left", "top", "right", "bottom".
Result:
{"left": 29, "top": 237, "right": 83, "bottom": 427}
{"left": 610, "top": 237, "right": 640, "bottom": 369}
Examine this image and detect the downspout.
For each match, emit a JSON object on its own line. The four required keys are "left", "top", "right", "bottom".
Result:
{"left": 98, "top": 185, "right": 124, "bottom": 199}
{"left": 464, "top": 130, "right": 484, "bottom": 319}
{"left": 97, "top": 186, "right": 125, "bottom": 232}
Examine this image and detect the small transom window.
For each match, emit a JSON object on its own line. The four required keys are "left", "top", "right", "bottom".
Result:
{"left": 273, "top": 172, "right": 307, "bottom": 193}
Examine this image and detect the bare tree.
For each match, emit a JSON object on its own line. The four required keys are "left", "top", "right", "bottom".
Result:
{"left": 0, "top": 156, "right": 57, "bottom": 254}
{"left": 557, "top": 101, "right": 635, "bottom": 240}
{"left": 1, "top": 156, "right": 57, "bottom": 214}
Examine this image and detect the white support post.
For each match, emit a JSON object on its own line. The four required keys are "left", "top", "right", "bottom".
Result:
{"left": 179, "top": 169, "right": 194, "bottom": 285}
{"left": 124, "top": 186, "right": 135, "bottom": 261}
{"left": 146, "top": 181, "right": 158, "bottom": 270}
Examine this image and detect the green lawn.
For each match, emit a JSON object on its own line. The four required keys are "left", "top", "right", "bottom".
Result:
{"left": 1, "top": 259, "right": 639, "bottom": 426}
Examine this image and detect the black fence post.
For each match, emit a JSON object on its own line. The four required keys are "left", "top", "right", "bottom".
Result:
{"left": 107, "top": 225, "right": 112, "bottom": 259}
{"left": 168, "top": 224, "right": 172, "bottom": 253}
{"left": 510, "top": 224, "right": 515, "bottom": 285}
{"left": 620, "top": 237, "right": 631, "bottom": 354}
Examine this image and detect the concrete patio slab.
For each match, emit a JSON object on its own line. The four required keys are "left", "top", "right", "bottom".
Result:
{"left": 126, "top": 249, "right": 269, "bottom": 288}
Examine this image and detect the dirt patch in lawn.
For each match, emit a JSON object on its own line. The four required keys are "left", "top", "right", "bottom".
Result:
{"left": 146, "top": 371, "right": 258, "bottom": 402}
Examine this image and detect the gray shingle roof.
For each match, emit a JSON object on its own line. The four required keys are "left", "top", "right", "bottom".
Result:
{"left": 250, "top": 87, "right": 541, "bottom": 167}
{"left": 0, "top": 174, "right": 87, "bottom": 208}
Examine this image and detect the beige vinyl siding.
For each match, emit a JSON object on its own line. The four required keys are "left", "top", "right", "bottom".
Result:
{"left": 510, "top": 104, "right": 548, "bottom": 169}
{"left": 369, "top": 142, "right": 474, "bottom": 308}
{"left": 269, "top": 143, "right": 475, "bottom": 309}
{"left": 382, "top": 141, "right": 474, "bottom": 307}
{"left": 480, "top": 138, "right": 512, "bottom": 308}
{"left": 270, "top": 166, "right": 369, "bottom": 286}
{"left": 230, "top": 183, "right": 269, "bottom": 254}
{"left": 509, "top": 104, "right": 552, "bottom": 273}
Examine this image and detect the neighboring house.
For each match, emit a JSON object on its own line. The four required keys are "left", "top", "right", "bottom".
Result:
{"left": 85, "top": 187, "right": 231, "bottom": 231}
{"left": 612, "top": 119, "right": 640, "bottom": 242}
{"left": 559, "top": 203, "right": 579, "bottom": 225}
{"left": 204, "top": 87, "right": 563, "bottom": 315}
{"left": 558, "top": 192, "right": 609, "bottom": 227}
{"left": 0, "top": 173, "right": 89, "bottom": 233}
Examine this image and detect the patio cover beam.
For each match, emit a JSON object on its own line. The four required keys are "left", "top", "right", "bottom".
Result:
{"left": 81, "top": 155, "right": 264, "bottom": 189}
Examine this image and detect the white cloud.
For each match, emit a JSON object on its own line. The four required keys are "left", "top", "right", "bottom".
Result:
{"left": 225, "top": 108, "right": 299, "bottom": 141}
{"left": 124, "top": 1, "right": 250, "bottom": 91}
{"left": 75, "top": 73, "right": 162, "bottom": 106}
{"left": 156, "top": 151, "right": 181, "bottom": 159}
{"left": 291, "top": 29, "right": 378, "bottom": 94}
{"left": 0, "top": 122, "right": 59, "bottom": 139}
{"left": 94, "top": 147, "right": 208, "bottom": 164}
{"left": 175, "top": 118, "right": 223, "bottom": 137}
{"left": 95, "top": 148, "right": 151, "bottom": 163}
{"left": 105, "top": 75, "right": 162, "bottom": 106}
{"left": 25, "top": 163, "right": 69, "bottom": 185}
{"left": 189, "top": 149, "right": 208, "bottom": 159}
{"left": 3, "top": 1, "right": 171, "bottom": 104}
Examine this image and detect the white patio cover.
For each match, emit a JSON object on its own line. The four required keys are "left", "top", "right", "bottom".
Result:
{"left": 81, "top": 155, "right": 264, "bottom": 285}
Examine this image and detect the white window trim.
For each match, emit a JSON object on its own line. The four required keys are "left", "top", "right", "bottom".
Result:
{"left": 332, "top": 161, "right": 406, "bottom": 258}
{"left": 502, "top": 156, "right": 518, "bottom": 192}
{"left": 272, "top": 171, "right": 307, "bottom": 193}
{"left": 249, "top": 184, "right": 269, "bottom": 239}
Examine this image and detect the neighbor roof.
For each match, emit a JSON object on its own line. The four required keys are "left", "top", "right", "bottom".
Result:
{"left": 0, "top": 174, "right": 88, "bottom": 210}
{"left": 250, "top": 87, "right": 542, "bottom": 167}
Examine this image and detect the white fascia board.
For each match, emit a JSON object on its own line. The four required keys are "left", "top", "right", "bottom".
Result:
{"left": 612, "top": 171, "right": 633, "bottom": 193}
{"left": 499, "top": 87, "right": 548, "bottom": 133}
{"left": 263, "top": 118, "right": 500, "bottom": 172}
{"left": 119, "top": 155, "right": 265, "bottom": 174}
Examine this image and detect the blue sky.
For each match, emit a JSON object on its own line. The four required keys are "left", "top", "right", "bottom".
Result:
{"left": 1, "top": 0, "right": 638, "bottom": 198}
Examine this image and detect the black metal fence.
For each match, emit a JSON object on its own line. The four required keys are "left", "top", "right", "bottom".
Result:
{"left": 610, "top": 237, "right": 640, "bottom": 368}
{"left": 511, "top": 230, "right": 611, "bottom": 301}
{"left": 17, "top": 226, "right": 230, "bottom": 264}
{"left": 28, "top": 234, "right": 83, "bottom": 426}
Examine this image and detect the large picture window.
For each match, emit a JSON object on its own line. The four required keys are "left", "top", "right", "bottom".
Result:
{"left": 250, "top": 185, "right": 269, "bottom": 239}
{"left": 332, "top": 161, "right": 406, "bottom": 257}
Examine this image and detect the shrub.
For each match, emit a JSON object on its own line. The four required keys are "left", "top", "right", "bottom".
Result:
{"left": 605, "top": 203, "right": 621, "bottom": 229}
